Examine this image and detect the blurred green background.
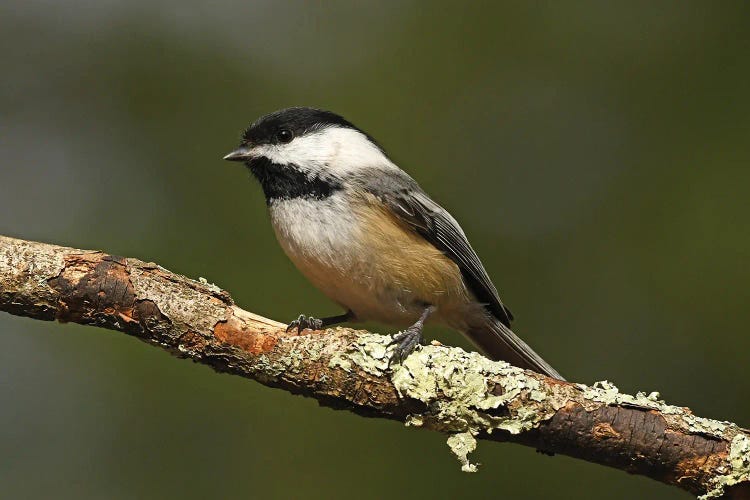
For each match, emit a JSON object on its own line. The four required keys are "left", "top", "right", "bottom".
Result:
{"left": 1, "top": 1, "right": 749, "bottom": 498}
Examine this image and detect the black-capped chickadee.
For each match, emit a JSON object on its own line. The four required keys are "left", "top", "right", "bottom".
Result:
{"left": 224, "top": 107, "right": 564, "bottom": 380}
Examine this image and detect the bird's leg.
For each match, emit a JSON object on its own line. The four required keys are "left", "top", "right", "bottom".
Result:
{"left": 388, "top": 305, "right": 437, "bottom": 366}
{"left": 286, "top": 310, "right": 354, "bottom": 334}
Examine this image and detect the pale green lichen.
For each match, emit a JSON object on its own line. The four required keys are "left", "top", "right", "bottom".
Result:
{"left": 250, "top": 353, "right": 288, "bottom": 381}
{"left": 530, "top": 390, "right": 547, "bottom": 402}
{"left": 390, "top": 345, "right": 547, "bottom": 438}
{"left": 328, "top": 332, "right": 390, "bottom": 376}
{"left": 584, "top": 380, "right": 750, "bottom": 495}
{"left": 197, "top": 276, "right": 223, "bottom": 294}
{"left": 405, "top": 414, "right": 424, "bottom": 427}
{"left": 582, "top": 380, "right": 733, "bottom": 439}
{"left": 699, "top": 434, "right": 750, "bottom": 499}
{"left": 301, "top": 339, "right": 326, "bottom": 362}
{"left": 330, "top": 334, "right": 554, "bottom": 471}
{"left": 277, "top": 334, "right": 329, "bottom": 369}
{"left": 446, "top": 432, "right": 478, "bottom": 472}
{"left": 329, "top": 333, "right": 750, "bottom": 482}
{"left": 328, "top": 355, "right": 352, "bottom": 373}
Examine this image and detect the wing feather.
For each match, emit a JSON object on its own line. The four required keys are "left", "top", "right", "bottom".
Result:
{"left": 353, "top": 169, "right": 513, "bottom": 326}
{"left": 351, "top": 168, "right": 565, "bottom": 379}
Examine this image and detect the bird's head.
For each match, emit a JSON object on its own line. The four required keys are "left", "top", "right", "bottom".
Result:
{"left": 224, "top": 107, "right": 392, "bottom": 188}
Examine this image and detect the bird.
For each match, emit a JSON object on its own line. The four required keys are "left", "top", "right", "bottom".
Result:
{"left": 224, "top": 107, "right": 564, "bottom": 380}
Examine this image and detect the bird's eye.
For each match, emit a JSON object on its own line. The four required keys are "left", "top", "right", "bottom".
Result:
{"left": 276, "top": 129, "right": 293, "bottom": 144}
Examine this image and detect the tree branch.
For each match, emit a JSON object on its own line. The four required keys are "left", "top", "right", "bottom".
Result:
{"left": 0, "top": 234, "right": 748, "bottom": 498}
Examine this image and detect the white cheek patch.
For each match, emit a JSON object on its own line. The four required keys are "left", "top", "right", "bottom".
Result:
{"left": 253, "top": 126, "right": 397, "bottom": 176}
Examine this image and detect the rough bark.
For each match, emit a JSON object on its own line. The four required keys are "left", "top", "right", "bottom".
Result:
{"left": 0, "top": 234, "right": 748, "bottom": 499}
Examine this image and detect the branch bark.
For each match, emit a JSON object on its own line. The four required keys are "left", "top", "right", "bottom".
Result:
{"left": 0, "top": 234, "right": 748, "bottom": 498}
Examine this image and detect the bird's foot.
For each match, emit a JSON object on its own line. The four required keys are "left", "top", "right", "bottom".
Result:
{"left": 286, "top": 314, "right": 324, "bottom": 333}
{"left": 388, "top": 324, "right": 425, "bottom": 367}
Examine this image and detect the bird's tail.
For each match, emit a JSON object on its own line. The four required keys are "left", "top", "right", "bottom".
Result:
{"left": 464, "top": 318, "right": 564, "bottom": 380}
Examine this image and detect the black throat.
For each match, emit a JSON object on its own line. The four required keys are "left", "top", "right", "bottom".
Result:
{"left": 246, "top": 157, "right": 342, "bottom": 204}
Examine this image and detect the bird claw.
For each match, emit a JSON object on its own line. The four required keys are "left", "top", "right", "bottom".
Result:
{"left": 388, "top": 325, "right": 425, "bottom": 367}
{"left": 286, "top": 314, "right": 324, "bottom": 333}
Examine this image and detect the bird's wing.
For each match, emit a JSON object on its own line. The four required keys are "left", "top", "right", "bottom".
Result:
{"left": 352, "top": 168, "right": 565, "bottom": 379}
{"left": 352, "top": 169, "right": 513, "bottom": 327}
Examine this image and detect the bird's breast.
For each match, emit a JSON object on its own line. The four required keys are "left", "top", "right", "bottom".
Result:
{"left": 269, "top": 192, "right": 360, "bottom": 276}
{"left": 268, "top": 192, "right": 472, "bottom": 325}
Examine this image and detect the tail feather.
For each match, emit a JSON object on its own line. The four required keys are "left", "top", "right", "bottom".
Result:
{"left": 465, "top": 319, "right": 564, "bottom": 380}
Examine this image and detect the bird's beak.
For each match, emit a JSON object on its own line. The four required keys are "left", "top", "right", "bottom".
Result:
{"left": 223, "top": 147, "right": 252, "bottom": 162}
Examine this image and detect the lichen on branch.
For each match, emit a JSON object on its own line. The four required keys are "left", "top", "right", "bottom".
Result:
{"left": 0, "top": 234, "right": 748, "bottom": 499}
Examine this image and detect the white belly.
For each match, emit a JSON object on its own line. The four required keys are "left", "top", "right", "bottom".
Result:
{"left": 268, "top": 193, "right": 474, "bottom": 326}
{"left": 269, "top": 194, "right": 403, "bottom": 322}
